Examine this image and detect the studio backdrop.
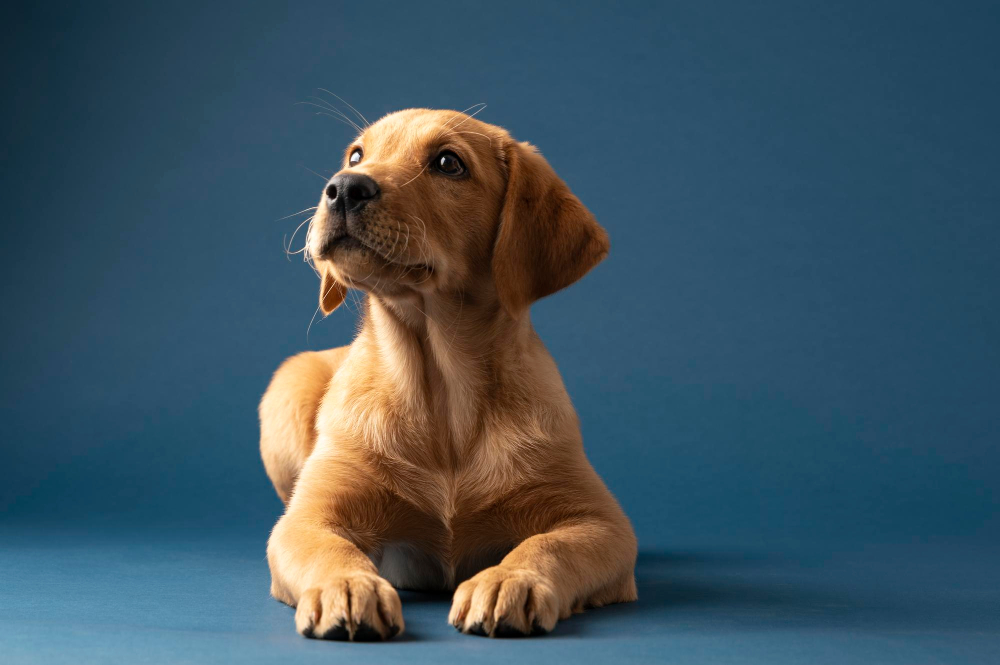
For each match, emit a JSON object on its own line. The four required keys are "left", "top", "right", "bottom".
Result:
{"left": 2, "top": 0, "right": 997, "bottom": 551}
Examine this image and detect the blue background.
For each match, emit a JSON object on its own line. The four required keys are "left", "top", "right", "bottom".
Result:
{"left": 2, "top": 1, "right": 998, "bottom": 663}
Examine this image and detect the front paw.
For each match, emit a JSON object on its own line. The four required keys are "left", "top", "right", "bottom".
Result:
{"left": 295, "top": 572, "right": 403, "bottom": 641}
{"left": 448, "top": 566, "right": 559, "bottom": 637}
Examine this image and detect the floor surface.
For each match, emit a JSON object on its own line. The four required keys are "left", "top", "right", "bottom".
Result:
{"left": 1, "top": 526, "right": 997, "bottom": 664}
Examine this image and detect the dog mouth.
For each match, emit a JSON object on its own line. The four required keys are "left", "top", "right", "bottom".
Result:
{"left": 319, "top": 232, "right": 432, "bottom": 274}
{"left": 320, "top": 233, "right": 369, "bottom": 257}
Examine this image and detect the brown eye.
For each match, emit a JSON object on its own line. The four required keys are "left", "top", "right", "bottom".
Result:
{"left": 349, "top": 148, "right": 362, "bottom": 166}
{"left": 434, "top": 151, "right": 465, "bottom": 176}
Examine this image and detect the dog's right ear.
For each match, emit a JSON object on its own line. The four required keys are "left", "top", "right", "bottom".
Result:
{"left": 319, "top": 266, "right": 347, "bottom": 315}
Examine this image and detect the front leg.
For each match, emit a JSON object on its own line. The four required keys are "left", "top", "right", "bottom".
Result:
{"left": 449, "top": 514, "right": 638, "bottom": 637}
{"left": 267, "top": 458, "right": 408, "bottom": 641}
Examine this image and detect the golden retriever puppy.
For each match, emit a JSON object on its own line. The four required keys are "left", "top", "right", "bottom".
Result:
{"left": 260, "top": 108, "right": 637, "bottom": 641}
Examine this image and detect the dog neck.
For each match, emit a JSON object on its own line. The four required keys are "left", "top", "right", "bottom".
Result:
{"left": 361, "top": 288, "right": 536, "bottom": 444}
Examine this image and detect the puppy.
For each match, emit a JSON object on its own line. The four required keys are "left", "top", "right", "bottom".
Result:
{"left": 260, "top": 108, "right": 637, "bottom": 641}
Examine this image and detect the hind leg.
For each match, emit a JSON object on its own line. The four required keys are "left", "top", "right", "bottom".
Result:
{"left": 259, "top": 347, "right": 349, "bottom": 503}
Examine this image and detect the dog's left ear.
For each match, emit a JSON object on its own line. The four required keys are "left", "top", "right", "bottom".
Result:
{"left": 492, "top": 140, "right": 610, "bottom": 318}
{"left": 319, "top": 265, "right": 347, "bottom": 315}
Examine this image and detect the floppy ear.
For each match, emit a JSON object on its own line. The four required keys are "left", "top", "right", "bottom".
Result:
{"left": 319, "top": 265, "right": 347, "bottom": 315}
{"left": 492, "top": 140, "right": 610, "bottom": 318}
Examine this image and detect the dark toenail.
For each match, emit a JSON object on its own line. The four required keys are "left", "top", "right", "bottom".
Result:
{"left": 352, "top": 622, "right": 383, "bottom": 642}
{"left": 320, "top": 622, "right": 350, "bottom": 640}
{"left": 530, "top": 621, "right": 549, "bottom": 636}
{"left": 494, "top": 621, "right": 530, "bottom": 638}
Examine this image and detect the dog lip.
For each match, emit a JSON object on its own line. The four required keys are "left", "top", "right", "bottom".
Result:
{"left": 319, "top": 233, "right": 384, "bottom": 261}
{"left": 320, "top": 232, "right": 433, "bottom": 273}
{"left": 320, "top": 233, "right": 364, "bottom": 256}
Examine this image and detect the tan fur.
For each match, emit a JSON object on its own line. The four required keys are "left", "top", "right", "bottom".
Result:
{"left": 260, "top": 109, "right": 637, "bottom": 641}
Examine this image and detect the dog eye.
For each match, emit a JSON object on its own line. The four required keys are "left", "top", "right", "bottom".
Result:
{"left": 434, "top": 151, "right": 465, "bottom": 176}
{"left": 349, "top": 148, "right": 362, "bottom": 166}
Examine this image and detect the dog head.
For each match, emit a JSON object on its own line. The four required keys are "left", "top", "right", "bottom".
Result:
{"left": 308, "top": 109, "right": 609, "bottom": 318}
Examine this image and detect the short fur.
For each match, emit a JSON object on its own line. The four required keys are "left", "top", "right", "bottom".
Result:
{"left": 261, "top": 109, "right": 637, "bottom": 641}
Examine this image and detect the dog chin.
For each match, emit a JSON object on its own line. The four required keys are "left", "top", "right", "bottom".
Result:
{"left": 330, "top": 252, "right": 385, "bottom": 280}
{"left": 326, "top": 251, "right": 400, "bottom": 289}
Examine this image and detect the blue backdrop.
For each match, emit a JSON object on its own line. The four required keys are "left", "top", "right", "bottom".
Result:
{"left": 2, "top": 2, "right": 998, "bottom": 663}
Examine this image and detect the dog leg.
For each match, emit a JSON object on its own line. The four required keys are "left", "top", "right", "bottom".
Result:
{"left": 267, "top": 510, "right": 404, "bottom": 641}
{"left": 259, "top": 348, "right": 348, "bottom": 503}
{"left": 448, "top": 518, "right": 637, "bottom": 637}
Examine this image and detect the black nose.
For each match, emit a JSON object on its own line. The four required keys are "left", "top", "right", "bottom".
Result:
{"left": 325, "top": 173, "right": 380, "bottom": 213}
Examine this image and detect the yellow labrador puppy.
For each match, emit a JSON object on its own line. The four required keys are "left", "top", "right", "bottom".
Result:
{"left": 260, "top": 109, "right": 637, "bottom": 641}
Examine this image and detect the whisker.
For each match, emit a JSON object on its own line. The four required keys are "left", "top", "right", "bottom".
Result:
{"left": 300, "top": 165, "right": 331, "bottom": 181}
{"left": 389, "top": 225, "right": 402, "bottom": 263}
{"left": 302, "top": 226, "right": 319, "bottom": 276}
{"left": 314, "top": 111, "right": 364, "bottom": 134}
{"left": 399, "top": 163, "right": 429, "bottom": 189}
{"left": 405, "top": 214, "right": 431, "bottom": 264}
{"left": 306, "top": 276, "right": 342, "bottom": 342}
{"left": 316, "top": 89, "right": 371, "bottom": 127}
{"left": 398, "top": 223, "right": 411, "bottom": 263}
{"left": 284, "top": 215, "right": 314, "bottom": 260}
{"left": 450, "top": 102, "right": 487, "bottom": 123}
{"left": 296, "top": 99, "right": 357, "bottom": 123}
{"left": 445, "top": 103, "right": 487, "bottom": 132}
{"left": 295, "top": 100, "right": 364, "bottom": 134}
{"left": 301, "top": 97, "right": 364, "bottom": 131}
{"left": 447, "top": 130, "right": 493, "bottom": 146}
{"left": 404, "top": 214, "right": 435, "bottom": 286}
{"left": 302, "top": 225, "right": 318, "bottom": 267}
{"left": 275, "top": 206, "right": 318, "bottom": 221}
{"left": 305, "top": 96, "right": 366, "bottom": 134}
{"left": 306, "top": 303, "right": 323, "bottom": 343}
